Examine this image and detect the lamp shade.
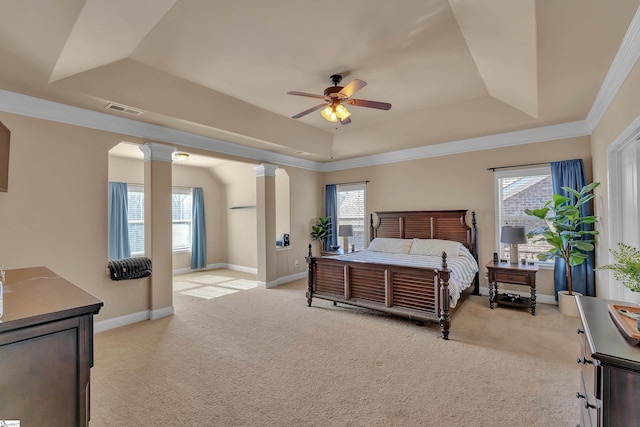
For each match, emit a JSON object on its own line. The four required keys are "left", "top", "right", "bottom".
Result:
{"left": 338, "top": 225, "right": 354, "bottom": 237}
{"left": 500, "top": 226, "right": 527, "bottom": 244}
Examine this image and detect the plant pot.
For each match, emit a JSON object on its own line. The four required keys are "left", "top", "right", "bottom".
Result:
{"left": 557, "top": 290, "right": 583, "bottom": 317}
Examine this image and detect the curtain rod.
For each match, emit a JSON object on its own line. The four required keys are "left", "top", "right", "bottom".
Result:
{"left": 124, "top": 183, "right": 194, "bottom": 190}
{"left": 487, "top": 161, "right": 550, "bottom": 171}
{"left": 327, "top": 180, "right": 370, "bottom": 186}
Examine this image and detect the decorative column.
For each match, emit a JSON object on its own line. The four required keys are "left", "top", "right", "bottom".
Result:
{"left": 140, "top": 143, "right": 175, "bottom": 319}
{"left": 254, "top": 163, "right": 278, "bottom": 287}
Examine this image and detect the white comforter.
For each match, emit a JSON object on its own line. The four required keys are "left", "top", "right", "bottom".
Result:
{"left": 327, "top": 248, "right": 478, "bottom": 308}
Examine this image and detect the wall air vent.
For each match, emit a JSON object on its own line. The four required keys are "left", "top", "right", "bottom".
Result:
{"left": 105, "top": 102, "right": 144, "bottom": 116}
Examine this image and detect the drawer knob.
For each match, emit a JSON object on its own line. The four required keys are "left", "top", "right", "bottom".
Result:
{"left": 584, "top": 401, "right": 596, "bottom": 410}
{"left": 576, "top": 357, "right": 593, "bottom": 365}
{"left": 576, "top": 392, "right": 586, "bottom": 399}
{"left": 576, "top": 328, "right": 584, "bottom": 335}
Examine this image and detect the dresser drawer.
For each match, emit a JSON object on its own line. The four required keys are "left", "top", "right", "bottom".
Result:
{"left": 578, "top": 371, "right": 595, "bottom": 427}
{"left": 493, "top": 271, "right": 529, "bottom": 285}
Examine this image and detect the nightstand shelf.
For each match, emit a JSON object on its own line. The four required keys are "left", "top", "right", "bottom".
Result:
{"left": 495, "top": 292, "right": 532, "bottom": 308}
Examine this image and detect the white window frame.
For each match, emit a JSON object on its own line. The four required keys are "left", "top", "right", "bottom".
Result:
{"left": 494, "top": 166, "right": 554, "bottom": 269}
{"left": 127, "top": 184, "right": 145, "bottom": 256}
{"left": 336, "top": 183, "right": 367, "bottom": 251}
{"left": 171, "top": 187, "right": 193, "bottom": 253}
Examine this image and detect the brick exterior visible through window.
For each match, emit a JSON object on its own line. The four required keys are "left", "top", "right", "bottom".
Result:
{"left": 337, "top": 185, "right": 366, "bottom": 250}
{"left": 497, "top": 170, "right": 554, "bottom": 262}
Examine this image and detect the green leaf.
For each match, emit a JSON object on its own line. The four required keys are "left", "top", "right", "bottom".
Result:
{"left": 573, "top": 241, "right": 594, "bottom": 251}
{"left": 525, "top": 207, "right": 549, "bottom": 220}
{"left": 553, "top": 194, "right": 570, "bottom": 207}
{"left": 576, "top": 194, "right": 594, "bottom": 207}
{"left": 562, "top": 187, "right": 581, "bottom": 199}
{"left": 581, "top": 182, "right": 600, "bottom": 194}
{"left": 569, "top": 252, "right": 588, "bottom": 266}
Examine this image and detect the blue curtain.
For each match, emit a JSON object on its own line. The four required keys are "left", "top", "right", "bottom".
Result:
{"left": 108, "top": 182, "right": 131, "bottom": 260}
{"left": 191, "top": 187, "right": 207, "bottom": 270}
{"left": 550, "top": 159, "right": 595, "bottom": 297}
{"left": 324, "top": 184, "right": 338, "bottom": 249}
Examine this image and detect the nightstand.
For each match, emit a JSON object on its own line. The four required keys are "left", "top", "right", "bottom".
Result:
{"left": 487, "top": 261, "right": 539, "bottom": 315}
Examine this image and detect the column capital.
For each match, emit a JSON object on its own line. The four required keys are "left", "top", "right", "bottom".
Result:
{"left": 140, "top": 143, "right": 175, "bottom": 163}
{"left": 254, "top": 163, "right": 278, "bottom": 177}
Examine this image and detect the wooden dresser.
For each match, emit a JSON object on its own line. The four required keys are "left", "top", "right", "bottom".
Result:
{"left": 0, "top": 266, "right": 103, "bottom": 426}
{"left": 576, "top": 295, "right": 640, "bottom": 427}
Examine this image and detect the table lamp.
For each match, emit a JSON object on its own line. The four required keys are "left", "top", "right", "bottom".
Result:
{"left": 500, "top": 226, "right": 527, "bottom": 264}
{"left": 338, "top": 225, "right": 353, "bottom": 252}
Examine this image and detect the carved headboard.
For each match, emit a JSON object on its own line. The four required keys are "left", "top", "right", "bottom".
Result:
{"left": 369, "top": 210, "right": 478, "bottom": 259}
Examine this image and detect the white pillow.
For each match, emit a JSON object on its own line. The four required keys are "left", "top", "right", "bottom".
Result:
{"left": 367, "top": 238, "right": 413, "bottom": 254}
{"left": 409, "top": 238, "right": 462, "bottom": 257}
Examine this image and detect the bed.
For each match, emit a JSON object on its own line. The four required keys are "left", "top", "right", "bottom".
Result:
{"left": 305, "top": 210, "right": 479, "bottom": 339}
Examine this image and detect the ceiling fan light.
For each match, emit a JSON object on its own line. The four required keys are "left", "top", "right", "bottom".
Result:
{"left": 335, "top": 104, "right": 350, "bottom": 120}
{"left": 320, "top": 105, "right": 338, "bottom": 122}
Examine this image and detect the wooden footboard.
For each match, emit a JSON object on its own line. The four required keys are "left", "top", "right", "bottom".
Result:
{"left": 306, "top": 245, "right": 453, "bottom": 339}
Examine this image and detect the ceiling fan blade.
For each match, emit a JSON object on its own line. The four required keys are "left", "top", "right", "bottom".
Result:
{"left": 292, "top": 103, "right": 327, "bottom": 119}
{"left": 339, "top": 79, "right": 367, "bottom": 98}
{"left": 287, "top": 91, "right": 325, "bottom": 99}
{"left": 347, "top": 98, "right": 392, "bottom": 110}
{"left": 339, "top": 117, "right": 352, "bottom": 125}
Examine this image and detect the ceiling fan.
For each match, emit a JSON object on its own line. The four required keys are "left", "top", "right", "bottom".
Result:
{"left": 287, "top": 74, "right": 392, "bottom": 125}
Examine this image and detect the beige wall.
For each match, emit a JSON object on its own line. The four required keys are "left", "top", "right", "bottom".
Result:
{"left": 324, "top": 136, "right": 592, "bottom": 298}
{"left": 276, "top": 165, "right": 323, "bottom": 278}
{"left": 591, "top": 59, "right": 640, "bottom": 298}
{"left": 0, "top": 113, "right": 151, "bottom": 322}
{"left": 213, "top": 162, "right": 258, "bottom": 269}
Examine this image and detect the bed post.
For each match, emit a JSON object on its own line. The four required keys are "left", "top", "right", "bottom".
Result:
{"left": 471, "top": 211, "right": 480, "bottom": 295}
{"left": 306, "top": 243, "right": 315, "bottom": 307}
{"left": 439, "top": 251, "right": 451, "bottom": 340}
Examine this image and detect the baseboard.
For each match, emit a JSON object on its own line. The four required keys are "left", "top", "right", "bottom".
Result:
{"left": 94, "top": 306, "right": 174, "bottom": 333}
{"left": 173, "top": 263, "right": 257, "bottom": 275}
{"left": 258, "top": 271, "right": 306, "bottom": 289}
{"left": 94, "top": 310, "right": 151, "bottom": 333}
{"left": 225, "top": 264, "right": 258, "bottom": 275}
{"left": 478, "top": 286, "right": 558, "bottom": 305}
{"left": 150, "top": 306, "right": 174, "bottom": 320}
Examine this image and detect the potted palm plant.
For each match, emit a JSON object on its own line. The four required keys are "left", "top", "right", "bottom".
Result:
{"left": 599, "top": 242, "right": 640, "bottom": 304}
{"left": 525, "top": 182, "right": 599, "bottom": 316}
{"left": 310, "top": 216, "right": 332, "bottom": 252}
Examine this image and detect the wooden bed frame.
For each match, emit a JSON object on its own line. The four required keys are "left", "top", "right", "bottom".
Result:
{"left": 306, "top": 210, "right": 478, "bottom": 339}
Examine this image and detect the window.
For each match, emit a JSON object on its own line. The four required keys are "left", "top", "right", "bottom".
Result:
{"left": 494, "top": 167, "right": 554, "bottom": 264}
{"left": 337, "top": 183, "right": 366, "bottom": 251}
{"left": 126, "top": 185, "right": 193, "bottom": 254}
{"left": 172, "top": 188, "right": 193, "bottom": 251}
{"left": 127, "top": 185, "right": 145, "bottom": 255}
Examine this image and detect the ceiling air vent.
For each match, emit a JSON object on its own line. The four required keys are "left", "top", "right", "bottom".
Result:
{"left": 105, "top": 102, "right": 144, "bottom": 116}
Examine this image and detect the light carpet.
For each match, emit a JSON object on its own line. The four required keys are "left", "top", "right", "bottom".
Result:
{"left": 90, "top": 271, "right": 581, "bottom": 426}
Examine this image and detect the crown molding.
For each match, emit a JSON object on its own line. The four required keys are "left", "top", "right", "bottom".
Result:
{"left": 586, "top": 6, "right": 640, "bottom": 131}
{"left": 0, "top": 89, "right": 322, "bottom": 171}
{"left": 0, "top": 88, "right": 595, "bottom": 173}
{"left": 321, "top": 121, "right": 591, "bottom": 172}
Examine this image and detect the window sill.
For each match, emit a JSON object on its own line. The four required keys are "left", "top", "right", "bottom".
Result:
{"left": 173, "top": 249, "right": 191, "bottom": 254}
{"left": 536, "top": 262, "right": 554, "bottom": 271}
